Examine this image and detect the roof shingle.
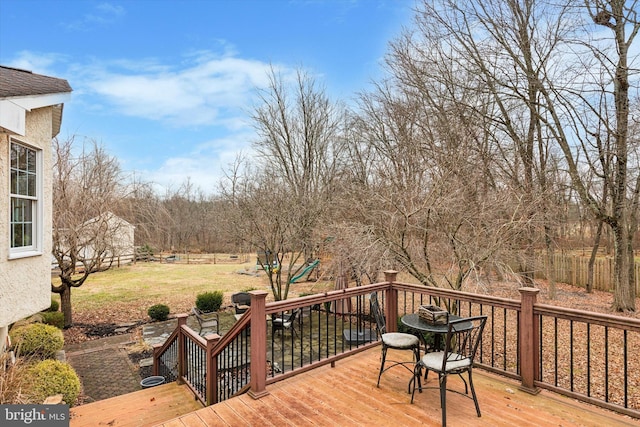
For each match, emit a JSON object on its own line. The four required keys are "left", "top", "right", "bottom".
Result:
{"left": 0, "top": 65, "right": 72, "bottom": 98}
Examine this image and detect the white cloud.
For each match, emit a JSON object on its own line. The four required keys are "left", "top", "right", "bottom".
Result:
{"left": 7, "top": 51, "right": 68, "bottom": 76}
{"left": 79, "top": 53, "right": 284, "bottom": 129}
{"left": 142, "top": 132, "right": 257, "bottom": 195}
{"left": 7, "top": 49, "right": 293, "bottom": 195}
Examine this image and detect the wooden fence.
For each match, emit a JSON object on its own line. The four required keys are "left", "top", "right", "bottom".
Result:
{"left": 536, "top": 254, "right": 640, "bottom": 294}
{"left": 52, "top": 252, "right": 252, "bottom": 271}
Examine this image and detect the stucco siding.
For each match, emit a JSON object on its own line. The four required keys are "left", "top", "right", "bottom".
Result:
{"left": 0, "top": 107, "right": 53, "bottom": 327}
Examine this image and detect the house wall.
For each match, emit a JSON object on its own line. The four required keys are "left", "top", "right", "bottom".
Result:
{"left": 109, "top": 217, "right": 135, "bottom": 257}
{"left": 0, "top": 107, "right": 54, "bottom": 331}
{"left": 76, "top": 214, "right": 136, "bottom": 264}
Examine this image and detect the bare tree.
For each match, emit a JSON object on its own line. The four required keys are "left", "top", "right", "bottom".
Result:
{"left": 394, "top": 0, "right": 639, "bottom": 310}
{"left": 120, "top": 174, "right": 171, "bottom": 252}
{"left": 220, "top": 67, "right": 344, "bottom": 300}
{"left": 51, "top": 137, "right": 125, "bottom": 327}
{"left": 570, "top": 0, "right": 640, "bottom": 310}
{"left": 162, "top": 178, "right": 214, "bottom": 253}
{"left": 344, "top": 48, "right": 535, "bottom": 294}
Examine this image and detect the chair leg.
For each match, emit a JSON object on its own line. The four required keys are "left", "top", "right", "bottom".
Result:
{"left": 410, "top": 363, "right": 422, "bottom": 403}
{"left": 377, "top": 345, "right": 388, "bottom": 387}
{"left": 468, "top": 369, "right": 481, "bottom": 417}
{"left": 458, "top": 372, "right": 469, "bottom": 394}
{"left": 439, "top": 374, "right": 448, "bottom": 427}
{"left": 408, "top": 346, "right": 421, "bottom": 393}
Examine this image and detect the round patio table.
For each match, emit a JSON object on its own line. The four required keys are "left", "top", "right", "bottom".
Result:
{"left": 401, "top": 313, "right": 472, "bottom": 351}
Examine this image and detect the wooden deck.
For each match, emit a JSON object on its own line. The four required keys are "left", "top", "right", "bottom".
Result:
{"left": 156, "top": 348, "right": 637, "bottom": 427}
{"left": 70, "top": 381, "right": 202, "bottom": 427}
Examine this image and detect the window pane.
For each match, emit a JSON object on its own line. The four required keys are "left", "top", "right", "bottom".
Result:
{"left": 11, "top": 170, "right": 17, "bottom": 194}
{"left": 17, "top": 145, "right": 27, "bottom": 170}
{"left": 11, "top": 144, "right": 17, "bottom": 167}
{"left": 27, "top": 173, "right": 36, "bottom": 197}
{"left": 12, "top": 198, "right": 23, "bottom": 221}
{"left": 12, "top": 223, "right": 23, "bottom": 247}
{"left": 27, "top": 149, "right": 36, "bottom": 172}
{"left": 23, "top": 199, "right": 32, "bottom": 220}
{"left": 23, "top": 223, "right": 33, "bottom": 246}
{"left": 16, "top": 172, "right": 28, "bottom": 196}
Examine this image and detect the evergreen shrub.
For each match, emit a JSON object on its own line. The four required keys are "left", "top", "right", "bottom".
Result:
{"left": 26, "top": 360, "right": 80, "bottom": 406}
{"left": 147, "top": 304, "right": 170, "bottom": 321}
{"left": 10, "top": 323, "right": 64, "bottom": 358}
{"left": 195, "top": 291, "right": 223, "bottom": 312}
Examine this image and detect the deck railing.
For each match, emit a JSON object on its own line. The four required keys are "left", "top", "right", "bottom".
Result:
{"left": 535, "top": 303, "right": 640, "bottom": 417}
{"left": 153, "top": 270, "right": 640, "bottom": 418}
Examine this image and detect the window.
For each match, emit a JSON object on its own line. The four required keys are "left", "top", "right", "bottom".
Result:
{"left": 10, "top": 140, "right": 41, "bottom": 256}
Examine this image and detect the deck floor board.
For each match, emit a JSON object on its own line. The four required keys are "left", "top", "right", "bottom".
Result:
{"left": 71, "top": 347, "right": 638, "bottom": 427}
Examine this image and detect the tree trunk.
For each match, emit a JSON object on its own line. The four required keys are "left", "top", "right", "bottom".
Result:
{"left": 544, "top": 224, "right": 556, "bottom": 299}
{"left": 587, "top": 221, "right": 604, "bottom": 294}
{"left": 60, "top": 284, "right": 73, "bottom": 328}
{"left": 611, "top": 221, "right": 635, "bottom": 311}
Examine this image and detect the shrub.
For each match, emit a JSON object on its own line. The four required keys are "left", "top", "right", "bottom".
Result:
{"left": 147, "top": 304, "right": 170, "bottom": 321}
{"left": 26, "top": 360, "right": 80, "bottom": 406}
{"left": 195, "top": 291, "right": 223, "bottom": 312}
{"left": 45, "top": 298, "right": 59, "bottom": 312}
{"left": 10, "top": 323, "right": 64, "bottom": 358}
{"left": 41, "top": 312, "right": 65, "bottom": 329}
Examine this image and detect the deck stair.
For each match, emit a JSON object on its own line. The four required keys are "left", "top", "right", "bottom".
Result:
{"left": 69, "top": 382, "right": 202, "bottom": 427}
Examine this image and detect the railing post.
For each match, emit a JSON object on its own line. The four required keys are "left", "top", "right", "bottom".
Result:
{"left": 384, "top": 270, "right": 398, "bottom": 333}
{"left": 518, "top": 287, "right": 540, "bottom": 395}
{"left": 205, "top": 333, "right": 221, "bottom": 406}
{"left": 176, "top": 313, "right": 188, "bottom": 385}
{"left": 248, "top": 290, "right": 269, "bottom": 399}
{"left": 152, "top": 344, "right": 161, "bottom": 376}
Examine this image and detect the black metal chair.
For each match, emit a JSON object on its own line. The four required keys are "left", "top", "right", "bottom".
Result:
{"left": 410, "top": 315, "right": 487, "bottom": 427}
{"left": 232, "top": 292, "right": 252, "bottom": 314}
{"left": 369, "top": 292, "right": 421, "bottom": 391}
{"left": 271, "top": 308, "right": 301, "bottom": 337}
{"left": 191, "top": 307, "right": 219, "bottom": 336}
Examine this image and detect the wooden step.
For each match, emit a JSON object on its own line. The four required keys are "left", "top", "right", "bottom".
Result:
{"left": 70, "top": 382, "right": 202, "bottom": 427}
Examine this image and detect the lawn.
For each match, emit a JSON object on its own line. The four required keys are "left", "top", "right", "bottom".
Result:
{"left": 55, "top": 260, "right": 335, "bottom": 342}
{"left": 55, "top": 258, "right": 639, "bottom": 345}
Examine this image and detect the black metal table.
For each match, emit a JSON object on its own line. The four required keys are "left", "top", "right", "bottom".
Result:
{"left": 401, "top": 313, "right": 472, "bottom": 351}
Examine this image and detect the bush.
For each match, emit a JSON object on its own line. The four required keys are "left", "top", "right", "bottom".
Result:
{"left": 147, "top": 304, "right": 170, "bottom": 321}
{"left": 45, "top": 298, "right": 59, "bottom": 312}
{"left": 10, "top": 323, "right": 64, "bottom": 358}
{"left": 41, "top": 312, "right": 65, "bottom": 329}
{"left": 26, "top": 360, "right": 80, "bottom": 406}
{"left": 195, "top": 291, "right": 223, "bottom": 313}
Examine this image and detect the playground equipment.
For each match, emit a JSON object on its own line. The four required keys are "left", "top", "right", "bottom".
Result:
{"left": 289, "top": 259, "right": 320, "bottom": 284}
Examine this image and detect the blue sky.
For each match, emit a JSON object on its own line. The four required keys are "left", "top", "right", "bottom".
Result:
{"left": 0, "top": 0, "right": 414, "bottom": 193}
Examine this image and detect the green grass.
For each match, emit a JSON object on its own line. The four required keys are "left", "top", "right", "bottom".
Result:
{"left": 52, "top": 262, "right": 267, "bottom": 323}
{"left": 53, "top": 261, "right": 334, "bottom": 324}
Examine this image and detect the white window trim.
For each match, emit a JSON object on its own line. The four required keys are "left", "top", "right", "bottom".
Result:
{"left": 8, "top": 138, "right": 43, "bottom": 259}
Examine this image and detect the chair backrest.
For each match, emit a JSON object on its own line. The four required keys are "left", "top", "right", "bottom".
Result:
{"left": 369, "top": 292, "right": 387, "bottom": 335}
{"left": 288, "top": 308, "right": 300, "bottom": 323}
{"left": 232, "top": 292, "right": 251, "bottom": 306}
{"left": 442, "top": 315, "right": 487, "bottom": 371}
{"left": 272, "top": 308, "right": 300, "bottom": 330}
